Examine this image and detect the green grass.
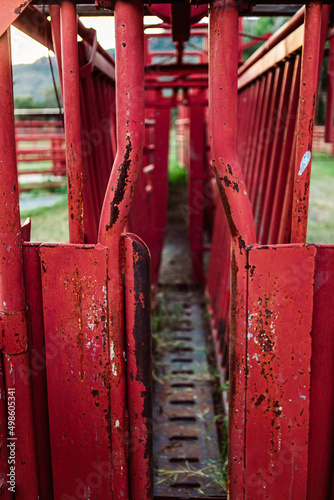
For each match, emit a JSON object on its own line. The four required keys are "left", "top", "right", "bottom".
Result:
{"left": 19, "top": 160, "right": 52, "bottom": 172}
{"left": 20, "top": 188, "right": 68, "bottom": 243}
{"left": 307, "top": 152, "right": 334, "bottom": 244}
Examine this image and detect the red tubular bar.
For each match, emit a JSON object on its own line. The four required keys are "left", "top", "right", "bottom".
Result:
{"left": 238, "top": 5, "right": 305, "bottom": 77}
{"left": 209, "top": 0, "right": 256, "bottom": 248}
{"left": 122, "top": 234, "right": 153, "bottom": 500}
{"left": 325, "top": 37, "right": 334, "bottom": 143}
{"left": 209, "top": 2, "right": 256, "bottom": 498}
{"left": 291, "top": 1, "right": 323, "bottom": 243}
{"left": 49, "top": 5, "right": 63, "bottom": 92}
{"left": 0, "top": 29, "right": 39, "bottom": 499}
{"left": 61, "top": 0, "right": 84, "bottom": 244}
{"left": 97, "top": 0, "right": 144, "bottom": 496}
{"left": 189, "top": 102, "right": 206, "bottom": 283}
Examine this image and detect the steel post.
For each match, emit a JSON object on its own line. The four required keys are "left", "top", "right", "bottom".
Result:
{"left": 291, "top": 1, "right": 322, "bottom": 243}
{"left": 98, "top": 0, "right": 144, "bottom": 497}
{"left": 0, "top": 28, "right": 39, "bottom": 499}
{"left": 209, "top": 1, "right": 256, "bottom": 497}
{"left": 61, "top": 0, "right": 84, "bottom": 243}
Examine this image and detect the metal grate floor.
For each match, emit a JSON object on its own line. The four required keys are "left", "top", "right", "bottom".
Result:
{"left": 153, "top": 288, "right": 226, "bottom": 499}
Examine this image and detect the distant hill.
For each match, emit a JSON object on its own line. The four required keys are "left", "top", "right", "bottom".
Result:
{"left": 13, "top": 55, "right": 61, "bottom": 108}
{"left": 13, "top": 48, "right": 115, "bottom": 109}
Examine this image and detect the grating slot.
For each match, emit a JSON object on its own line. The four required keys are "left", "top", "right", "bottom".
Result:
{"left": 169, "top": 457, "right": 199, "bottom": 463}
{"left": 171, "top": 383, "right": 195, "bottom": 388}
{"left": 172, "top": 346, "right": 194, "bottom": 353}
{"left": 170, "top": 399, "right": 195, "bottom": 405}
{"left": 153, "top": 290, "right": 226, "bottom": 497}
{"left": 180, "top": 320, "right": 192, "bottom": 327}
{"left": 171, "top": 358, "right": 193, "bottom": 363}
{"left": 171, "top": 482, "right": 201, "bottom": 488}
{"left": 169, "top": 435, "right": 198, "bottom": 441}
{"left": 171, "top": 370, "right": 194, "bottom": 374}
{"left": 177, "top": 326, "right": 193, "bottom": 332}
{"left": 168, "top": 416, "right": 196, "bottom": 422}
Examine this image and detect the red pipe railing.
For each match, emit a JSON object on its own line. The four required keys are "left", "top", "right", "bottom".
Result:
{"left": 0, "top": 28, "right": 39, "bottom": 499}
{"left": 97, "top": 0, "right": 145, "bottom": 496}
{"left": 61, "top": 1, "right": 84, "bottom": 244}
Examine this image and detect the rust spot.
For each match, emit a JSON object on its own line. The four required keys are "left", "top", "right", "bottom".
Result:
{"left": 14, "top": 1, "right": 27, "bottom": 15}
{"left": 106, "top": 135, "right": 132, "bottom": 230}
{"left": 255, "top": 394, "right": 265, "bottom": 407}
{"left": 223, "top": 175, "right": 231, "bottom": 187}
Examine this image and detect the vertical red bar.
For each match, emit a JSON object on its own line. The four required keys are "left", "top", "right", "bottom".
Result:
{"left": 0, "top": 29, "right": 39, "bottom": 500}
{"left": 61, "top": 0, "right": 84, "bottom": 243}
{"left": 151, "top": 101, "right": 170, "bottom": 284}
{"left": 122, "top": 234, "right": 153, "bottom": 500}
{"left": 189, "top": 104, "right": 205, "bottom": 283}
{"left": 49, "top": 5, "right": 63, "bottom": 93}
{"left": 291, "top": 1, "right": 322, "bottom": 243}
{"left": 325, "top": 37, "right": 334, "bottom": 143}
{"left": 98, "top": 0, "right": 145, "bottom": 497}
{"left": 269, "top": 54, "right": 301, "bottom": 244}
{"left": 209, "top": 2, "right": 256, "bottom": 499}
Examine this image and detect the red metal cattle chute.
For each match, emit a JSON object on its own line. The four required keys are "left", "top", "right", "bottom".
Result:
{"left": 0, "top": 1, "right": 152, "bottom": 499}
{"left": 1, "top": 1, "right": 334, "bottom": 499}
{"left": 207, "top": 1, "right": 334, "bottom": 499}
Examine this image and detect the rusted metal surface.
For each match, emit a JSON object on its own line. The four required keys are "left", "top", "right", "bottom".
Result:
{"left": 40, "top": 243, "right": 112, "bottom": 499}
{"left": 23, "top": 243, "right": 53, "bottom": 499}
{"left": 13, "top": 5, "right": 53, "bottom": 51}
{"left": 122, "top": 234, "right": 153, "bottom": 499}
{"left": 98, "top": 0, "right": 144, "bottom": 242}
{"left": 209, "top": 3, "right": 256, "bottom": 498}
{"left": 0, "top": 27, "right": 39, "bottom": 500}
{"left": 307, "top": 246, "right": 334, "bottom": 499}
{"left": 153, "top": 289, "right": 225, "bottom": 498}
{"left": 209, "top": 0, "right": 256, "bottom": 248}
{"left": 97, "top": 0, "right": 145, "bottom": 496}
{"left": 291, "top": 1, "right": 323, "bottom": 243}
{"left": 245, "top": 244, "right": 315, "bottom": 498}
{"left": 61, "top": 0, "right": 85, "bottom": 244}
{"left": 0, "top": 0, "right": 34, "bottom": 37}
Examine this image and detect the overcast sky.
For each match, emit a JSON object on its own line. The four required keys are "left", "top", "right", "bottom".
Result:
{"left": 11, "top": 16, "right": 166, "bottom": 65}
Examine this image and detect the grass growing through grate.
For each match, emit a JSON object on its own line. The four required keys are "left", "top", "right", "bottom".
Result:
{"left": 156, "top": 458, "right": 226, "bottom": 494}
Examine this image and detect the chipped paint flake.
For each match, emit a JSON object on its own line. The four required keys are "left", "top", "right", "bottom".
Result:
{"left": 298, "top": 150, "right": 311, "bottom": 176}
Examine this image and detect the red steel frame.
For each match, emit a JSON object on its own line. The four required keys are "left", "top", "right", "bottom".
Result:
{"left": 1, "top": 1, "right": 334, "bottom": 499}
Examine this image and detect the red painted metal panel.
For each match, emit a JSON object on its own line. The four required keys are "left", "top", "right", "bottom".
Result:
{"left": 122, "top": 234, "right": 153, "bottom": 500}
{"left": 96, "top": 1, "right": 145, "bottom": 494}
{"left": 23, "top": 243, "right": 53, "bottom": 500}
{"left": 0, "top": 0, "right": 34, "bottom": 37}
{"left": 40, "top": 243, "right": 112, "bottom": 500}
{"left": 307, "top": 246, "right": 334, "bottom": 499}
{"left": 246, "top": 244, "right": 316, "bottom": 499}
